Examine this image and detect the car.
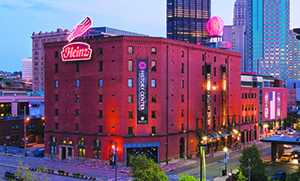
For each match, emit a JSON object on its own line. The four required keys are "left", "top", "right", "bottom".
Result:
{"left": 271, "top": 171, "right": 286, "bottom": 181}
{"left": 281, "top": 153, "right": 293, "bottom": 162}
{"left": 34, "top": 148, "right": 44, "bottom": 157}
{"left": 287, "top": 129, "right": 296, "bottom": 135}
{"left": 292, "top": 150, "right": 300, "bottom": 158}
{"left": 277, "top": 133, "right": 284, "bottom": 137}
{"left": 283, "top": 144, "right": 292, "bottom": 148}
{"left": 4, "top": 170, "right": 22, "bottom": 180}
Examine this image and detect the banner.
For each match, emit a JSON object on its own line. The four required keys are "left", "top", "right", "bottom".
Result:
{"left": 264, "top": 93, "right": 269, "bottom": 119}
{"left": 270, "top": 91, "right": 275, "bottom": 119}
{"left": 137, "top": 59, "right": 148, "bottom": 124}
{"left": 277, "top": 92, "right": 281, "bottom": 117}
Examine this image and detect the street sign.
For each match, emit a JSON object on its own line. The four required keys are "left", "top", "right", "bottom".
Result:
{"left": 217, "top": 160, "right": 223, "bottom": 163}
{"left": 6, "top": 136, "right": 10, "bottom": 139}
{"left": 226, "top": 152, "right": 229, "bottom": 159}
{"left": 224, "top": 158, "right": 227, "bottom": 163}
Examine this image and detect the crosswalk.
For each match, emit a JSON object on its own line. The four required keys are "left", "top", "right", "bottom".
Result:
{"left": 168, "top": 174, "right": 181, "bottom": 180}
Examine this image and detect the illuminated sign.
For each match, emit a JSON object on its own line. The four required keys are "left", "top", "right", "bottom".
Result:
{"left": 67, "top": 16, "right": 92, "bottom": 43}
{"left": 137, "top": 59, "right": 148, "bottom": 124}
{"left": 61, "top": 42, "right": 92, "bottom": 61}
{"left": 264, "top": 93, "right": 269, "bottom": 119}
{"left": 206, "top": 16, "right": 224, "bottom": 37}
{"left": 206, "top": 64, "right": 212, "bottom": 128}
{"left": 277, "top": 92, "right": 280, "bottom": 117}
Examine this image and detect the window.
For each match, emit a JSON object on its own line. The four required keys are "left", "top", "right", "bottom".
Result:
{"left": 55, "top": 109, "right": 58, "bottom": 116}
{"left": 181, "top": 123, "right": 184, "bottom": 131}
{"left": 99, "top": 61, "right": 103, "bottom": 72}
{"left": 151, "top": 95, "right": 156, "bottom": 103}
{"left": 76, "top": 109, "right": 79, "bottom": 117}
{"left": 181, "top": 51, "right": 184, "bottom": 58}
{"left": 99, "top": 79, "right": 103, "bottom": 87}
{"left": 151, "top": 61, "right": 156, "bottom": 72}
{"left": 16, "top": 125, "right": 19, "bottom": 131}
{"left": 12, "top": 125, "right": 15, "bottom": 131}
{"left": 98, "top": 125, "right": 103, "bottom": 134}
{"left": 181, "top": 63, "right": 184, "bottom": 74}
{"left": 128, "top": 95, "right": 133, "bottom": 103}
{"left": 99, "top": 95, "right": 103, "bottom": 103}
{"left": 128, "top": 60, "right": 133, "bottom": 72}
{"left": 202, "top": 108, "right": 204, "bottom": 115}
{"left": 128, "top": 111, "right": 133, "bottom": 119}
{"left": 75, "top": 94, "right": 79, "bottom": 103}
{"left": 214, "top": 107, "right": 216, "bottom": 115}
{"left": 181, "top": 109, "right": 184, "bottom": 117}
{"left": 99, "top": 48, "right": 103, "bottom": 55}
{"left": 151, "top": 79, "right": 156, "bottom": 87}
{"left": 181, "top": 95, "right": 184, "bottom": 103}
{"left": 181, "top": 80, "right": 184, "bottom": 88}
{"left": 128, "top": 78, "right": 133, "bottom": 87}
{"left": 98, "top": 110, "right": 103, "bottom": 119}
{"left": 54, "top": 51, "right": 58, "bottom": 58}
{"left": 55, "top": 63, "right": 58, "bottom": 74}
{"left": 151, "top": 111, "right": 156, "bottom": 119}
{"left": 214, "top": 56, "right": 216, "bottom": 62}
{"left": 202, "top": 66, "right": 204, "bottom": 75}
{"left": 202, "top": 94, "right": 204, "bottom": 102}
{"left": 75, "top": 123, "right": 79, "bottom": 131}
{"left": 151, "top": 47, "right": 157, "bottom": 55}
{"left": 78, "top": 138, "right": 85, "bottom": 157}
{"left": 55, "top": 80, "right": 58, "bottom": 88}
{"left": 214, "top": 67, "right": 216, "bottom": 76}
{"left": 128, "top": 127, "right": 133, "bottom": 135}
{"left": 242, "top": 105, "right": 244, "bottom": 111}
{"left": 93, "top": 139, "right": 101, "bottom": 159}
{"left": 75, "top": 79, "right": 79, "bottom": 88}
{"left": 76, "top": 62, "right": 79, "bottom": 73}
{"left": 128, "top": 46, "right": 134, "bottom": 54}
{"left": 202, "top": 54, "right": 205, "bottom": 61}
{"left": 151, "top": 126, "right": 156, "bottom": 134}
{"left": 34, "top": 62, "right": 39, "bottom": 66}
{"left": 242, "top": 93, "right": 244, "bottom": 99}
{"left": 245, "top": 93, "right": 247, "bottom": 99}
{"left": 55, "top": 123, "right": 58, "bottom": 130}
{"left": 55, "top": 94, "right": 58, "bottom": 102}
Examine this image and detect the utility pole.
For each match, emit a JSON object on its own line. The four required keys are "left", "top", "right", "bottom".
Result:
{"left": 24, "top": 106, "right": 27, "bottom": 157}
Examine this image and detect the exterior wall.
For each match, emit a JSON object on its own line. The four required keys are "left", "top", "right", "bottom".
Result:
{"left": 22, "top": 58, "right": 32, "bottom": 81}
{"left": 0, "top": 118, "right": 44, "bottom": 146}
{"left": 31, "top": 29, "right": 71, "bottom": 92}
{"left": 44, "top": 36, "right": 242, "bottom": 165}
{"left": 287, "top": 88, "right": 297, "bottom": 109}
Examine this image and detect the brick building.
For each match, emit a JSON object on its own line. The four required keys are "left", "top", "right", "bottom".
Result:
{"left": 44, "top": 35, "right": 263, "bottom": 166}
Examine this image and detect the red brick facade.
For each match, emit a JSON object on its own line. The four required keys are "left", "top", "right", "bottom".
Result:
{"left": 44, "top": 36, "right": 252, "bottom": 166}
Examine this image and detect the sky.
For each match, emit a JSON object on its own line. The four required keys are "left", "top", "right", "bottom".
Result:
{"left": 0, "top": 0, "right": 300, "bottom": 72}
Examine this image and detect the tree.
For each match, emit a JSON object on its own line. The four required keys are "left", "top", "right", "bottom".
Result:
{"left": 179, "top": 174, "right": 201, "bottom": 181}
{"left": 129, "top": 155, "right": 169, "bottom": 181}
{"left": 296, "top": 122, "right": 300, "bottom": 133}
{"left": 286, "top": 167, "right": 300, "bottom": 181}
{"left": 284, "top": 116, "right": 294, "bottom": 128}
{"left": 237, "top": 171, "right": 247, "bottom": 181}
{"left": 238, "top": 144, "right": 268, "bottom": 181}
{"left": 15, "top": 161, "right": 50, "bottom": 181}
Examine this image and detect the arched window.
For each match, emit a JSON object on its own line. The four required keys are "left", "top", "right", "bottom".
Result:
{"left": 93, "top": 139, "right": 101, "bottom": 159}
{"left": 78, "top": 138, "right": 85, "bottom": 157}
{"left": 128, "top": 60, "right": 133, "bottom": 72}
{"left": 35, "top": 51, "right": 39, "bottom": 55}
{"left": 50, "top": 136, "right": 57, "bottom": 154}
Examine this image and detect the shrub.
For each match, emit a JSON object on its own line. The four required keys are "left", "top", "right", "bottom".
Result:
{"left": 66, "top": 172, "right": 69, "bottom": 176}
{"left": 80, "top": 174, "right": 84, "bottom": 178}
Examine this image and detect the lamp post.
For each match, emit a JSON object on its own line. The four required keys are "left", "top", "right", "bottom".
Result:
{"left": 248, "top": 158, "right": 251, "bottom": 181}
{"left": 112, "top": 145, "right": 117, "bottom": 181}
{"left": 200, "top": 136, "right": 207, "bottom": 180}
{"left": 224, "top": 147, "right": 228, "bottom": 174}
{"left": 24, "top": 106, "right": 28, "bottom": 157}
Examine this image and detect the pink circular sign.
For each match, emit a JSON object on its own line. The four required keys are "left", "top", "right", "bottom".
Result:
{"left": 206, "top": 16, "right": 224, "bottom": 36}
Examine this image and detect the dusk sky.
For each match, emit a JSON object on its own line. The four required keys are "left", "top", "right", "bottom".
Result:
{"left": 0, "top": 0, "right": 299, "bottom": 72}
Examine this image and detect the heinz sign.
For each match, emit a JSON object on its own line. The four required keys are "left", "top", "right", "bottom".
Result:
{"left": 61, "top": 42, "right": 92, "bottom": 61}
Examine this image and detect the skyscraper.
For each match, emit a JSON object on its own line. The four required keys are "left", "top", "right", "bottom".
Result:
{"left": 233, "top": 0, "right": 247, "bottom": 25}
{"left": 246, "top": 0, "right": 289, "bottom": 80}
{"left": 167, "top": 0, "right": 211, "bottom": 44}
{"left": 22, "top": 58, "right": 32, "bottom": 81}
{"left": 286, "top": 30, "right": 300, "bottom": 81}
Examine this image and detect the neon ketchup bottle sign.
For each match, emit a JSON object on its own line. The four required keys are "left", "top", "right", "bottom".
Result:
{"left": 67, "top": 16, "right": 92, "bottom": 43}
{"left": 61, "top": 42, "right": 92, "bottom": 61}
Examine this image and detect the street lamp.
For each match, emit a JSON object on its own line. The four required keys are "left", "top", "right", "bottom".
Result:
{"left": 111, "top": 144, "right": 117, "bottom": 181}
{"left": 200, "top": 136, "right": 207, "bottom": 181}
{"left": 224, "top": 147, "right": 228, "bottom": 174}
{"left": 23, "top": 106, "right": 30, "bottom": 157}
{"left": 248, "top": 158, "right": 251, "bottom": 181}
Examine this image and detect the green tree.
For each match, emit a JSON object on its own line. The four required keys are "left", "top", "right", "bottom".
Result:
{"left": 296, "top": 122, "right": 300, "bottom": 133}
{"left": 129, "top": 155, "right": 169, "bottom": 181}
{"left": 237, "top": 171, "right": 247, "bottom": 181}
{"left": 284, "top": 116, "right": 294, "bottom": 128}
{"left": 179, "top": 174, "right": 201, "bottom": 181}
{"left": 238, "top": 144, "right": 268, "bottom": 181}
{"left": 286, "top": 167, "right": 300, "bottom": 181}
{"left": 15, "top": 161, "right": 50, "bottom": 181}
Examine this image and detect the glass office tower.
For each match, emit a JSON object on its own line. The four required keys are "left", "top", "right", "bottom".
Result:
{"left": 167, "top": 0, "right": 211, "bottom": 44}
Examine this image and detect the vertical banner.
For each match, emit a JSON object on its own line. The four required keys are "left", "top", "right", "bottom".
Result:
{"left": 205, "top": 63, "right": 211, "bottom": 130}
{"left": 137, "top": 59, "right": 148, "bottom": 124}
{"left": 264, "top": 93, "right": 269, "bottom": 119}
{"left": 277, "top": 92, "right": 281, "bottom": 117}
{"left": 270, "top": 91, "right": 275, "bottom": 119}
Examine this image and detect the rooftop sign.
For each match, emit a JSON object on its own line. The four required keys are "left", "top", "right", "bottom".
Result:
{"left": 61, "top": 42, "right": 92, "bottom": 61}
{"left": 67, "top": 16, "right": 92, "bottom": 43}
{"left": 206, "top": 16, "right": 224, "bottom": 37}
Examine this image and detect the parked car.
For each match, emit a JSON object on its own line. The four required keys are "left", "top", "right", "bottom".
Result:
{"left": 271, "top": 170, "right": 286, "bottom": 181}
{"left": 34, "top": 148, "right": 44, "bottom": 157}
{"left": 283, "top": 144, "right": 292, "bottom": 148}
{"left": 281, "top": 153, "right": 293, "bottom": 162}
{"left": 4, "top": 170, "right": 22, "bottom": 180}
{"left": 287, "top": 129, "right": 296, "bottom": 135}
{"left": 277, "top": 133, "right": 284, "bottom": 137}
{"left": 292, "top": 150, "right": 300, "bottom": 158}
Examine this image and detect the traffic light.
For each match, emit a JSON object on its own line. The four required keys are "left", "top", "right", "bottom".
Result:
{"left": 294, "top": 28, "right": 300, "bottom": 40}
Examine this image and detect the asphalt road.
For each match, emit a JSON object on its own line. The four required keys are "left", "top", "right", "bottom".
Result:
{"left": 167, "top": 142, "right": 300, "bottom": 180}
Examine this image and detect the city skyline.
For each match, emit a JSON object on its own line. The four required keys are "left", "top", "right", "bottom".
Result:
{"left": 0, "top": 0, "right": 300, "bottom": 72}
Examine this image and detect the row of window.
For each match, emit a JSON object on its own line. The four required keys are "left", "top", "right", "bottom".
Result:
{"left": 242, "top": 104, "right": 257, "bottom": 111}
{"left": 242, "top": 92, "right": 257, "bottom": 99}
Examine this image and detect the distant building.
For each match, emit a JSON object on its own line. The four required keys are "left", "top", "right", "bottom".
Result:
{"left": 286, "top": 30, "right": 300, "bottom": 81}
{"left": 167, "top": 0, "right": 211, "bottom": 44}
{"left": 223, "top": 25, "right": 246, "bottom": 72}
{"left": 22, "top": 58, "right": 32, "bottom": 81}
{"left": 246, "top": 0, "right": 289, "bottom": 80}
{"left": 0, "top": 76, "right": 32, "bottom": 91}
{"left": 233, "top": 0, "right": 246, "bottom": 25}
